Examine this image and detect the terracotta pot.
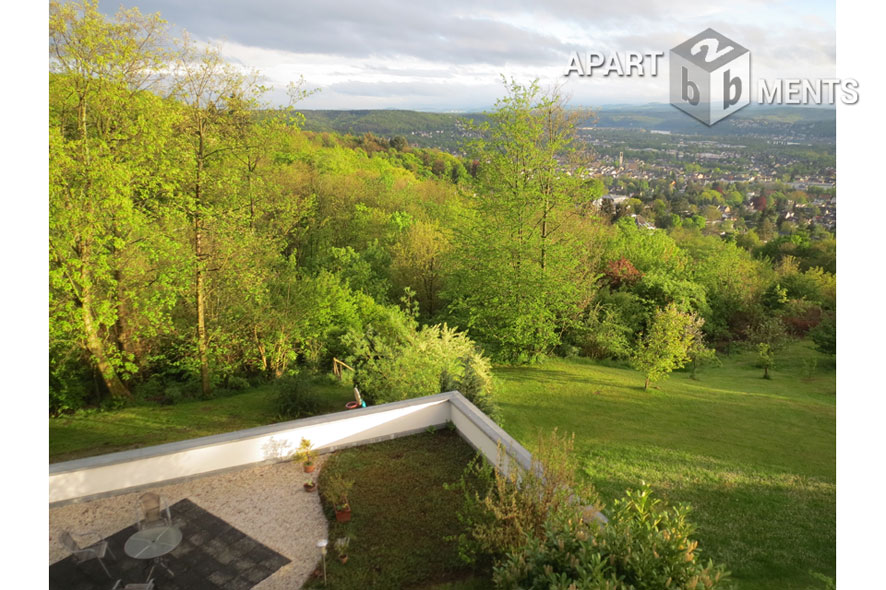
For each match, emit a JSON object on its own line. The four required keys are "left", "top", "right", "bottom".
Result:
{"left": 303, "top": 483, "right": 316, "bottom": 492}
{"left": 335, "top": 506, "right": 351, "bottom": 523}
{"left": 338, "top": 554, "right": 349, "bottom": 564}
{"left": 304, "top": 463, "right": 315, "bottom": 473}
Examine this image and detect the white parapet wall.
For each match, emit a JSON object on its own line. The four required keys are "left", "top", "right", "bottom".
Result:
{"left": 49, "top": 391, "right": 533, "bottom": 506}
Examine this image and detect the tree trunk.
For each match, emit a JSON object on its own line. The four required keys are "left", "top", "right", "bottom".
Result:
{"left": 81, "top": 270, "right": 131, "bottom": 399}
{"left": 254, "top": 326, "right": 269, "bottom": 375}
{"left": 195, "top": 213, "right": 211, "bottom": 397}
{"left": 644, "top": 376, "right": 650, "bottom": 391}
{"left": 194, "top": 131, "right": 212, "bottom": 398}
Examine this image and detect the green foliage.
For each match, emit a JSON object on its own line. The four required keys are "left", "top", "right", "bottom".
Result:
{"left": 293, "top": 437, "right": 318, "bottom": 465}
{"left": 354, "top": 322, "right": 494, "bottom": 409}
{"left": 440, "top": 357, "right": 501, "bottom": 422}
{"left": 446, "top": 79, "right": 596, "bottom": 362}
{"left": 447, "top": 430, "right": 600, "bottom": 567}
{"left": 809, "top": 313, "right": 836, "bottom": 356}
{"left": 631, "top": 304, "right": 707, "bottom": 390}
{"left": 225, "top": 375, "right": 251, "bottom": 391}
{"left": 569, "top": 299, "right": 639, "bottom": 360}
{"left": 493, "top": 484, "right": 730, "bottom": 590}
{"left": 273, "top": 374, "right": 322, "bottom": 420}
{"left": 323, "top": 472, "right": 355, "bottom": 510}
{"left": 748, "top": 316, "right": 789, "bottom": 378}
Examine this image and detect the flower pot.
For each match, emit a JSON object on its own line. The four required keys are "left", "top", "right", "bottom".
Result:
{"left": 303, "top": 483, "right": 316, "bottom": 492}
{"left": 338, "top": 554, "right": 349, "bottom": 564}
{"left": 335, "top": 506, "right": 351, "bottom": 523}
{"left": 304, "top": 463, "right": 315, "bottom": 473}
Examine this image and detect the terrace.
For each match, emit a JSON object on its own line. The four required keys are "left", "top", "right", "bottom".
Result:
{"left": 49, "top": 391, "right": 530, "bottom": 589}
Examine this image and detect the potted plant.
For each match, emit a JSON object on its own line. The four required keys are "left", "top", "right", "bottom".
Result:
{"left": 334, "top": 535, "right": 352, "bottom": 564}
{"left": 303, "top": 477, "right": 316, "bottom": 492}
{"left": 293, "top": 438, "right": 317, "bottom": 473}
{"left": 324, "top": 473, "right": 354, "bottom": 523}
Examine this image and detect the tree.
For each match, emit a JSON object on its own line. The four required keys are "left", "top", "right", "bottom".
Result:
{"left": 631, "top": 304, "right": 701, "bottom": 390}
{"left": 170, "top": 37, "right": 266, "bottom": 397}
{"left": 748, "top": 315, "right": 788, "bottom": 379}
{"left": 391, "top": 219, "right": 450, "bottom": 316}
{"left": 390, "top": 135, "right": 409, "bottom": 151}
{"left": 49, "top": 0, "right": 177, "bottom": 400}
{"left": 447, "top": 79, "right": 596, "bottom": 361}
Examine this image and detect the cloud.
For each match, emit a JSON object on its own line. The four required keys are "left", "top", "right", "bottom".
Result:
{"left": 103, "top": 0, "right": 836, "bottom": 109}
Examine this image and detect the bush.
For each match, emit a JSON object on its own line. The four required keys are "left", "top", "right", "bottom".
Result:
{"left": 447, "top": 430, "right": 599, "bottom": 568}
{"left": 493, "top": 484, "right": 731, "bottom": 590}
{"left": 226, "top": 375, "right": 251, "bottom": 391}
{"left": 809, "top": 313, "right": 836, "bottom": 356}
{"left": 779, "top": 299, "right": 822, "bottom": 336}
{"left": 440, "top": 355, "right": 500, "bottom": 423}
{"left": 273, "top": 374, "right": 321, "bottom": 420}
{"left": 354, "top": 323, "right": 494, "bottom": 409}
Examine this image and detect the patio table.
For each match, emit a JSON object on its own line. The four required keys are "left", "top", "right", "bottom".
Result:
{"left": 124, "top": 525, "right": 182, "bottom": 578}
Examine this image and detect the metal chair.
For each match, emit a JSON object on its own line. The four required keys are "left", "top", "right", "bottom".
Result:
{"left": 111, "top": 579, "right": 154, "bottom": 590}
{"left": 60, "top": 530, "right": 116, "bottom": 578}
{"left": 136, "top": 492, "right": 172, "bottom": 530}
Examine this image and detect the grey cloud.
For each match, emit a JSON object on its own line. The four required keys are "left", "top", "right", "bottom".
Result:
{"left": 109, "top": 0, "right": 574, "bottom": 65}
{"left": 106, "top": 0, "right": 781, "bottom": 67}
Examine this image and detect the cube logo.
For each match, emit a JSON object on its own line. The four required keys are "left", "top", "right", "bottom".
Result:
{"left": 670, "top": 28, "right": 750, "bottom": 125}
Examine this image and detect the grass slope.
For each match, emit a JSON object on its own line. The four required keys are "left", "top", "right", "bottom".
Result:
{"left": 495, "top": 341, "right": 835, "bottom": 590}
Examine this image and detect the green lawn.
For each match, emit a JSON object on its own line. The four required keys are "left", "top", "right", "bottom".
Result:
{"left": 494, "top": 340, "right": 835, "bottom": 590}
{"left": 49, "top": 379, "right": 354, "bottom": 463}
{"left": 309, "top": 430, "right": 484, "bottom": 590}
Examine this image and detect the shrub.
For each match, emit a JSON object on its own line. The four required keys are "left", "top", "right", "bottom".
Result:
{"left": 604, "top": 257, "right": 642, "bottom": 288}
{"left": 354, "top": 323, "right": 494, "bottom": 409}
{"left": 162, "top": 383, "right": 186, "bottom": 405}
{"left": 447, "top": 430, "right": 600, "bottom": 567}
{"left": 273, "top": 374, "right": 321, "bottom": 420}
{"left": 572, "top": 302, "right": 637, "bottom": 360}
{"left": 779, "top": 299, "right": 822, "bottom": 336}
{"left": 440, "top": 355, "right": 500, "bottom": 423}
{"left": 226, "top": 375, "right": 251, "bottom": 391}
{"left": 493, "top": 484, "right": 731, "bottom": 590}
{"left": 809, "top": 313, "right": 835, "bottom": 356}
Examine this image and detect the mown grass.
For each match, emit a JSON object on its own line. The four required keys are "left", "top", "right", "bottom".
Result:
{"left": 494, "top": 340, "right": 835, "bottom": 590}
{"left": 308, "top": 430, "right": 483, "bottom": 590}
{"left": 49, "top": 378, "right": 354, "bottom": 463}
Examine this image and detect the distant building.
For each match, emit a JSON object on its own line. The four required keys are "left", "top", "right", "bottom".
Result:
{"left": 592, "top": 194, "right": 630, "bottom": 207}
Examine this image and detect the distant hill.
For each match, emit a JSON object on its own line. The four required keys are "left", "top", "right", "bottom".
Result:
{"left": 590, "top": 104, "right": 835, "bottom": 138}
{"left": 298, "top": 110, "right": 485, "bottom": 152}
{"left": 296, "top": 105, "right": 835, "bottom": 151}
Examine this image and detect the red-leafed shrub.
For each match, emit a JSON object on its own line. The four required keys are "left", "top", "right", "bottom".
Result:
{"left": 604, "top": 257, "right": 643, "bottom": 288}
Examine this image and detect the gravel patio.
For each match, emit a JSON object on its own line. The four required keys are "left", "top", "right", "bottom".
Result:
{"left": 49, "top": 458, "right": 329, "bottom": 589}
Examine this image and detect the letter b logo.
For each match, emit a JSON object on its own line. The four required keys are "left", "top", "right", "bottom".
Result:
{"left": 682, "top": 67, "right": 699, "bottom": 105}
{"left": 670, "top": 28, "right": 750, "bottom": 125}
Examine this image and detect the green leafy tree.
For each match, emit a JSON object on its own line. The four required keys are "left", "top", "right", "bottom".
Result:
{"left": 447, "top": 79, "right": 596, "bottom": 361}
{"left": 748, "top": 316, "right": 789, "bottom": 379}
{"left": 631, "top": 304, "right": 701, "bottom": 390}
{"left": 49, "top": 0, "right": 178, "bottom": 400}
{"left": 170, "top": 37, "right": 269, "bottom": 396}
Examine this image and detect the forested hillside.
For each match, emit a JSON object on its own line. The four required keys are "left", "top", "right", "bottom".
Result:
{"left": 49, "top": 1, "right": 835, "bottom": 415}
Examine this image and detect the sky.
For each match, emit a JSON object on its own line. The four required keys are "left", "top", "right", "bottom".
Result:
{"left": 96, "top": 0, "right": 836, "bottom": 111}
